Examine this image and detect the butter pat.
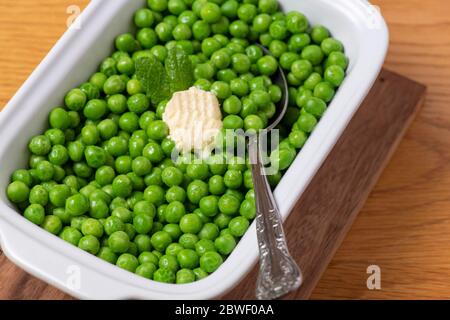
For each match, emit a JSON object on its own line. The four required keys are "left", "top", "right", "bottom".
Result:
{"left": 162, "top": 87, "right": 223, "bottom": 153}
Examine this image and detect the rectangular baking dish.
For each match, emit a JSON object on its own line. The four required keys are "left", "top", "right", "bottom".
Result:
{"left": 0, "top": 0, "right": 388, "bottom": 299}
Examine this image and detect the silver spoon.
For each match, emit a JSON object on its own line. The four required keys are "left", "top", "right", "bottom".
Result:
{"left": 249, "top": 44, "right": 303, "bottom": 300}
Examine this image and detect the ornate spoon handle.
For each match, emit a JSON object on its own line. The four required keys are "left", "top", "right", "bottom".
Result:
{"left": 248, "top": 134, "right": 303, "bottom": 300}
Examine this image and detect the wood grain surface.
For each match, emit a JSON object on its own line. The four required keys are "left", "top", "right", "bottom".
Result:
{"left": 0, "top": 0, "right": 448, "bottom": 300}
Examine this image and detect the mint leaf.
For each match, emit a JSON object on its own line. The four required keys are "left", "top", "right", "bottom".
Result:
{"left": 166, "top": 47, "right": 194, "bottom": 94}
{"left": 135, "top": 56, "right": 171, "bottom": 105}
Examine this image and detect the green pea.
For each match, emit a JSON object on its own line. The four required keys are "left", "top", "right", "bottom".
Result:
{"left": 228, "top": 216, "right": 249, "bottom": 237}
{"left": 223, "top": 115, "right": 244, "bottom": 130}
{"left": 257, "top": 55, "right": 278, "bottom": 76}
{"left": 214, "top": 234, "right": 236, "bottom": 255}
{"left": 304, "top": 97, "right": 327, "bottom": 117}
{"left": 200, "top": 2, "right": 222, "bottom": 23}
{"left": 270, "top": 147, "right": 297, "bottom": 171}
{"left": 324, "top": 65, "right": 345, "bottom": 87}
{"left": 311, "top": 25, "right": 330, "bottom": 44}
{"left": 138, "top": 251, "right": 158, "bottom": 266}
{"left": 199, "top": 251, "right": 223, "bottom": 273}
{"left": 60, "top": 227, "right": 83, "bottom": 246}
{"left": 133, "top": 213, "right": 154, "bottom": 234}
{"left": 24, "top": 204, "right": 45, "bottom": 225}
{"left": 198, "top": 223, "right": 219, "bottom": 241}
{"left": 116, "top": 253, "right": 139, "bottom": 272}
{"left": 321, "top": 38, "right": 344, "bottom": 55}
{"left": 151, "top": 231, "right": 172, "bottom": 252}
{"left": 154, "top": 268, "right": 176, "bottom": 283}
{"left": 115, "top": 33, "right": 137, "bottom": 53}
{"left": 146, "top": 120, "right": 169, "bottom": 141}
{"left": 288, "top": 130, "right": 307, "bottom": 149}
{"left": 29, "top": 135, "right": 51, "bottom": 156}
{"left": 314, "top": 82, "right": 335, "bottom": 103}
{"left": 176, "top": 269, "right": 195, "bottom": 284}
{"left": 229, "top": 20, "right": 249, "bottom": 39}
{"left": 112, "top": 175, "right": 133, "bottom": 198}
{"left": 208, "top": 175, "right": 226, "bottom": 195}
{"left": 78, "top": 235, "right": 101, "bottom": 254}
{"left": 144, "top": 185, "right": 165, "bottom": 206}
{"left": 108, "top": 231, "right": 130, "bottom": 254}
{"left": 286, "top": 11, "right": 309, "bottom": 34}
{"left": 161, "top": 166, "right": 183, "bottom": 187}
{"left": 97, "top": 247, "right": 118, "bottom": 264}
{"left": 186, "top": 179, "right": 208, "bottom": 204}
{"left": 80, "top": 218, "right": 104, "bottom": 238}
{"left": 218, "top": 194, "right": 240, "bottom": 216}
{"left": 177, "top": 249, "right": 199, "bottom": 269}
{"left": 239, "top": 199, "right": 256, "bottom": 219}
{"left": 198, "top": 195, "right": 219, "bottom": 217}
{"left": 65, "top": 89, "right": 87, "bottom": 111}
{"left": 164, "top": 201, "right": 186, "bottom": 224}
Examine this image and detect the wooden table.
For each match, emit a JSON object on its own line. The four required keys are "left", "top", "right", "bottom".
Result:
{"left": 1, "top": 0, "right": 449, "bottom": 300}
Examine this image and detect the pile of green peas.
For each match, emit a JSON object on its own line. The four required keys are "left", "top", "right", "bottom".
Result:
{"left": 6, "top": 0, "right": 347, "bottom": 285}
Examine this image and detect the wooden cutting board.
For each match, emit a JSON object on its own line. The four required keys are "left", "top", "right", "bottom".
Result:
{"left": 0, "top": 69, "right": 426, "bottom": 300}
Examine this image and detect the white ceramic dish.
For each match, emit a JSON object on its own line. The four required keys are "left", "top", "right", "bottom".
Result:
{"left": 0, "top": 0, "right": 388, "bottom": 299}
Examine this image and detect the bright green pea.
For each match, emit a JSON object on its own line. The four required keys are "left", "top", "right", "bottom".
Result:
{"left": 229, "top": 20, "right": 249, "bottom": 39}
{"left": 286, "top": 11, "right": 309, "bottom": 34}
{"left": 133, "top": 213, "right": 154, "bottom": 234}
{"left": 29, "top": 135, "right": 52, "bottom": 156}
{"left": 199, "top": 251, "right": 223, "bottom": 273}
{"left": 151, "top": 230, "right": 172, "bottom": 252}
{"left": 214, "top": 234, "right": 236, "bottom": 255}
{"left": 135, "top": 262, "right": 157, "bottom": 279}
{"left": 81, "top": 218, "right": 103, "bottom": 238}
{"left": 218, "top": 194, "right": 240, "bottom": 216}
{"left": 228, "top": 216, "right": 249, "bottom": 237}
{"left": 65, "top": 89, "right": 87, "bottom": 111}
{"left": 116, "top": 253, "right": 139, "bottom": 272}
{"left": 164, "top": 201, "right": 185, "bottom": 224}
{"left": 78, "top": 235, "right": 100, "bottom": 254}
{"left": 65, "top": 193, "right": 89, "bottom": 217}
{"left": 314, "top": 82, "right": 335, "bottom": 103}
{"left": 28, "top": 185, "right": 48, "bottom": 206}
{"left": 304, "top": 97, "right": 327, "bottom": 117}
{"left": 301, "top": 45, "right": 325, "bottom": 66}
{"left": 198, "top": 223, "right": 219, "bottom": 241}
{"left": 208, "top": 175, "right": 226, "bottom": 196}
{"left": 49, "top": 108, "right": 71, "bottom": 130}
{"left": 153, "top": 268, "right": 176, "bottom": 283}
{"left": 177, "top": 249, "right": 199, "bottom": 269}
{"left": 200, "top": 2, "right": 222, "bottom": 23}
{"left": 176, "top": 269, "right": 196, "bottom": 284}
{"left": 144, "top": 185, "right": 165, "bottom": 206}
{"left": 186, "top": 179, "right": 208, "bottom": 204}
{"left": 112, "top": 175, "right": 133, "bottom": 198}
{"left": 257, "top": 55, "right": 278, "bottom": 76}
{"left": 223, "top": 115, "right": 244, "bottom": 129}
{"left": 311, "top": 25, "right": 330, "bottom": 44}
{"left": 161, "top": 167, "right": 183, "bottom": 187}
{"left": 270, "top": 147, "right": 297, "bottom": 171}
{"left": 109, "top": 230, "right": 130, "bottom": 254}
{"left": 60, "top": 227, "right": 83, "bottom": 246}
{"left": 138, "top": 251, "right": 159, "bottom": 265}
{"left": 48, "top": 184, "right": 71, "bottom": 207}
{"left": 24, "top": 204, "right": 45, "bottom": 225}
{"left": 146, "top": 120, "right": 169, "bottom": 141}
{"left": 112, "top": 207, "right": 133, "bottom": 224}
{"left": 288, "top": 130, "right": 307, "bottom": 149}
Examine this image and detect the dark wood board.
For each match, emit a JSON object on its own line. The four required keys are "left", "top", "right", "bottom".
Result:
{"left": 0, "top": 69, "right": 426, "bottom": 300}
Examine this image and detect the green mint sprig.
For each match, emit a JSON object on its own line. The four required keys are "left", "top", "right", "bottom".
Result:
{"left": 135, "top": 47, "right": 194, "bottom": 105}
